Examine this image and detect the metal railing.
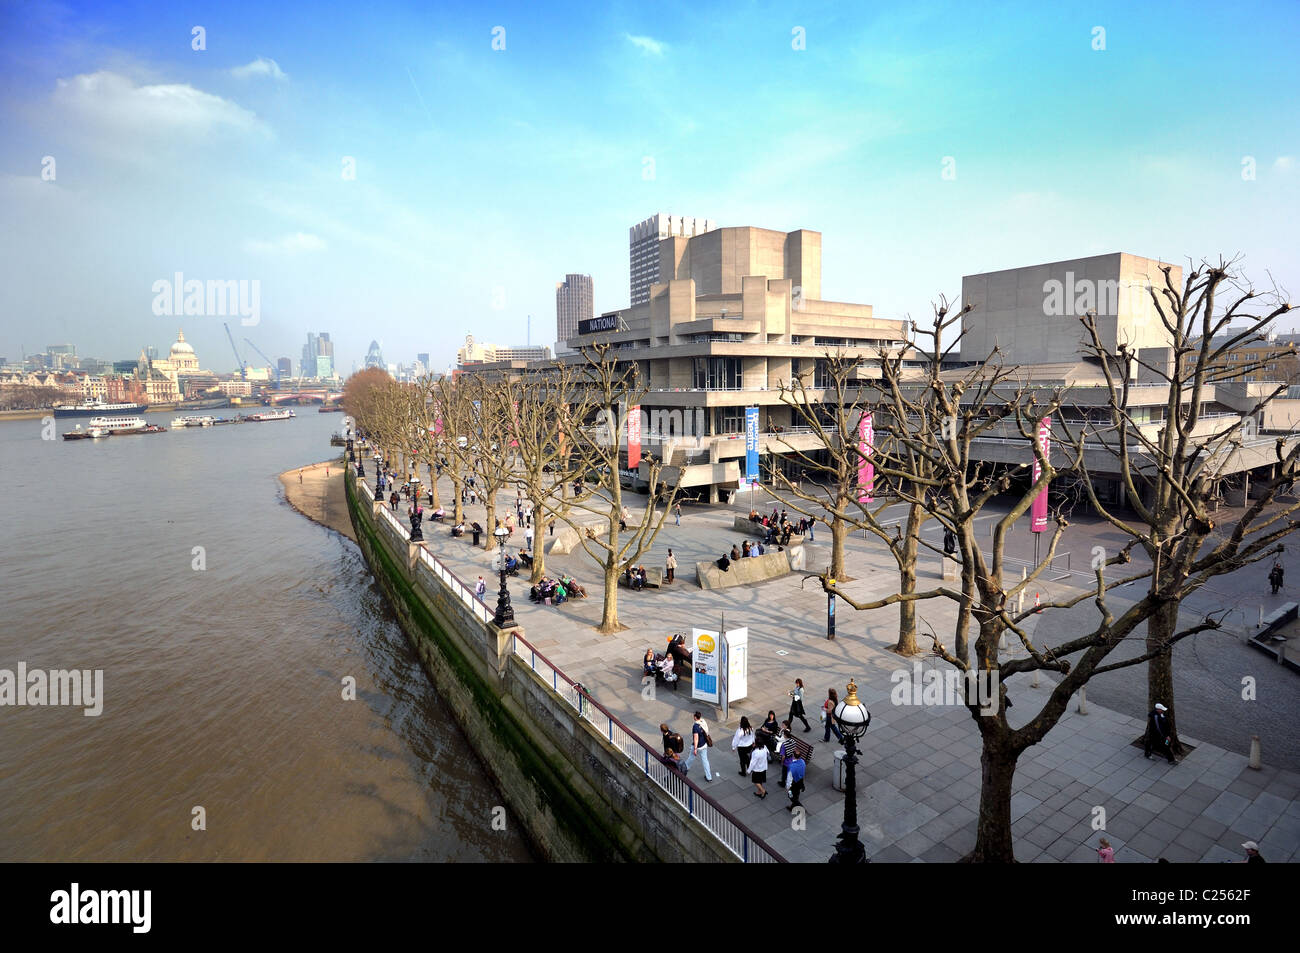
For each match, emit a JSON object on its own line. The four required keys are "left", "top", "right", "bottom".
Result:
{"left": 352, "top": 459, "right": 784, "bottom": 861}
{"left": 419, "top": 548, "right": 494, "bottom": 624}
{"left": 510, "top": 632, "right": 785, "bottom": 864}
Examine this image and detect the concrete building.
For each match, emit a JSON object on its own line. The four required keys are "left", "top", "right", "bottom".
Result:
{"left": 629, "top": 214, "right": 716, "bottom": 307}
{"left": 555, "top": 274, "right": 593, "bottom": 352}
{"left": 456, "top": 334, "right": 551, "bottom": 367}
{"left": 559, "top": 223, "right": 910, "bottom": 500}
{"left": 960, "top": 253, "right": 1178, "bottom": 367}
{"left": 951, "top": 254, "right": 1300, "bottom": 508}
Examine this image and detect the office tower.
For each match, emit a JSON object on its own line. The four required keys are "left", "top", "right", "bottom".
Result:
{"left": 555, "top": 274, "right": 593, "bottom": 352}
{"left": 629, "top": 213, "right": 716, "bottom": 306}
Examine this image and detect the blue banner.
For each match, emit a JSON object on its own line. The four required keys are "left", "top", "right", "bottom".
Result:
{"left": 744, "top": 407, "right": 760, "bottom": 486}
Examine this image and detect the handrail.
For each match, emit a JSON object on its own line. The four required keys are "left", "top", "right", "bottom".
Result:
{"left": 508, "top": 630, "right": 785, "bottom": 863}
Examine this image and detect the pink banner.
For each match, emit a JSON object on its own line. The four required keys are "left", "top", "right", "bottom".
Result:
{"left": 1031, "top": 416, "right": 1051, "bottom": 533}
{"left": 857, "top": 412, "right": 874, "bottom": 503}
{"left": 627, "top": 404, "right": 642, "bottom": 470}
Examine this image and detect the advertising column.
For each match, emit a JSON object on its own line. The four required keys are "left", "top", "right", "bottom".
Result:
{"left": 690, "top": 628, "right": 720, "bottom": 704}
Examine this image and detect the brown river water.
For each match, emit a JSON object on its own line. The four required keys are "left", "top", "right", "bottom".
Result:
{"left": 0, "top": 411, "right": 532, "bottom": 862}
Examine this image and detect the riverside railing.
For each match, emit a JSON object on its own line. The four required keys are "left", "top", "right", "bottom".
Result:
{"left": 510, "top": 632, "right": 785, "bottom": 864}
{"left": 353, "top": 464, "right": 784, "bottom": 862}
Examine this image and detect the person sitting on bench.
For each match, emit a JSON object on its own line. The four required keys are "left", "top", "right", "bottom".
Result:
{"left": 642, "top": 648, "right": 657, "bottom": 677}
{"left": 503, "top": 554, "right": 519, "bottom": 574}
{"left": 430, "top": 506, "right": 446, "bottom": 521}
{"left": 561, "top": 575, "right": 586, "bottom": 598}
{"left": 518, "top": 549, "right": 533, "bottom": 569}
{"left": 716, "top": 553, "right": 731, "bottom": 572}
{"left": 657, "top": 654, "right": 679, "bottom": 690}
{"left": 450, "top": 522, "right": 465, "bottom": 537}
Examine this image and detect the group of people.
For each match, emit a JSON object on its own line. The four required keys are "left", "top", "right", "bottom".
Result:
{"left": 729, "top": 714, "right": 808, "bottom": 810}
{"left": 529, "top": 575, "right": 585, "bottom": 606}
{"left": 624, "top": 564, "right": 651, "bottom": 590}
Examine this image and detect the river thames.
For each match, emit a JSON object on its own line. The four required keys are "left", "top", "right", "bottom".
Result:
{"left": 0, "top": 410, "right": 531, "bottom": 862}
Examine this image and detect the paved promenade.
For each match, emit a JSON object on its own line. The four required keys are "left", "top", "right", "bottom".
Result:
{"left": 373, "top": 463, "right": 1300, "bottom": 863}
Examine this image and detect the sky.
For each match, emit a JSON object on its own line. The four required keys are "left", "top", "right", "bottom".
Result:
{"left": 1, "top": 0, "right": 1297, "bottom": 376}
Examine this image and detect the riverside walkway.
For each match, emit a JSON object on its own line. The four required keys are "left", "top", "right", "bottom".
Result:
{"left": 367, "top": 459, "right": 1300, "bottom": 863}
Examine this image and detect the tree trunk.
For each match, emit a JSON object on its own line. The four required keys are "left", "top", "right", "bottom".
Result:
{"left": 894, "top": 510, "right": 921, "bottom": 654}
{"left": 430, "top": 467, "right": 441, "bottom": 510}
{"left": 965, "top": 733, "right": 1020, "bottom": 862}
{"left": 450, "top": 474, "right": 463, "bottom": 525}
{"left": 484, "top": 502, "right": 496, "bottom": 548}
{"left": 830, "top": 514, "right": 847, "bottom": 579}
{"left": 1146, "top": 598, "right": 1184, "bottom": 755}
{"left": 598, "top": 560, "right": 621, "bottom": 634}
{"left": 531, "top": 517, "right": 546, "bottom": 584}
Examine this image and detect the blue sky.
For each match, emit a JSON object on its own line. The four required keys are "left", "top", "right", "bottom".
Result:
{"left": 1, "top": 0, "right": 1297, "bottom": 374}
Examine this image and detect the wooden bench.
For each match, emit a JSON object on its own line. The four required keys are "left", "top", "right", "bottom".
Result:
{"left": 756, "top": 729, "right": 816, "bottom": 764}
{"left": 784, "top": 734, "right": 816, "bottom": 764}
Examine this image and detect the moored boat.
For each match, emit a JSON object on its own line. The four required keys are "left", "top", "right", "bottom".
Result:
{"left": 53, "top": 398, "right": 148, "bottom": 419}
{"left": 170, "top": 415, "right": 216, "bottom": 428}
{"left": 91, "top": 415, "right": 150, "bottom": 435}
{"left": 248, "top": 409, "right": 295, "bottom": 421}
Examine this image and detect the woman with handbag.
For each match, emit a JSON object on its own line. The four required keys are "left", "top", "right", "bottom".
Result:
{"left": 788, "top": 678, "right": 811, "bottom": 732}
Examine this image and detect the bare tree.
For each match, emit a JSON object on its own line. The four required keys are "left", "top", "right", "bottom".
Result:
{"left": 818, "top": 279, "right": 1300, "bottom": 862}
{"left": 509, "top": 364, "right": 598, "bottom": 583}
{"left": 557, "top": 344, "right": 681, "bottom": 634}
{"left": 1073, "top": 259, "right": 1300, "bottom": 756}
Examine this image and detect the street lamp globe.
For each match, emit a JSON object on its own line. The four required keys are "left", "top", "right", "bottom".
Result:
{"left": 834, "top": 679, "right": 871, "bottom": 740}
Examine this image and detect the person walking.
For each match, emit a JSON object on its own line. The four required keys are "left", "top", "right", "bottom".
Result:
{"left": 298, "top": 469, "right": 303, "bottom": 484}
{"left": 822, "top": 687, "right": 844, "bottom": 743}
{"left": 748, "top": 736, "right": 770, "bottom": 799}
{"left": 731, "top": 717, "right": 755, "bottom": 775}
{"left": 1269, "top": 560, "right": 1284, "bottom": 594}
{"left": 665, "top": 549, "right": 677, "bottom": 584}
{"left": 525, "top": 524, "right": 534, "bottom": 552}
{"left": 684, "top": 712, "right": 714, "bottom": 781}
{"left": 788, "top": 678, "right": 811, "bottom": 732}
{"left": 475, "top": 576, "right": 487, "bottom": 598}
{"left": 785, "top": 751, "right": 806, "bottom": 812}
{"left": 673, "top": 502, "right": 682, "bottom": 526}
{"left": 1144, "top": 702, "right": 1177, "bottom": 764}
{"left": 807, "top": 519, "right": 815, "bottom": 542}
{"left": 1097, "top": 838, "right": 1115, "bottom": 862}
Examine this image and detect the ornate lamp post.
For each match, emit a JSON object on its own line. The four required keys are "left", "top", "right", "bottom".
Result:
{"left": 830, "top": 679, "right": 871, "bottom": 864}
{"left": 493, "top": 525, "right": 515, "bottom": 628}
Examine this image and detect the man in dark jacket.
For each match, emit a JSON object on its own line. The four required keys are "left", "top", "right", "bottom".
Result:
{"left": 1144, "top": 702, "right": 1177, "bottom": 763}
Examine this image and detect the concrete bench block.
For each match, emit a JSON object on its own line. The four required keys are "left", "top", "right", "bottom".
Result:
{"left": 695, "top": 551, "right": 794, "bottom": 590}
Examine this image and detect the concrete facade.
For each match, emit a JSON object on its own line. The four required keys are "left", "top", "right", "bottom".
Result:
{"left": 630, "top": 213, "right": 716, "bottom": 307}
{"left": 961, "top": 253, "right": 1182, "bottom": 367}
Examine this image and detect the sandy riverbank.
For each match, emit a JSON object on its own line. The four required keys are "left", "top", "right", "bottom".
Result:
{"left": 280, "top": 457, "right": 356, "bottom": 543}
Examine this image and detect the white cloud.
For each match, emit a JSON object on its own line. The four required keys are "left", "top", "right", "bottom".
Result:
{"left": 625, "top": 34, "right": 666, "bottom": 55}
{"left": 243, "top": 232, "right": 326, "bottom": 255}
{"left": 52, "top": 71, "right": 262, "bottom": 135}
{"left": 231, "top": 58, "right": 287, "bottom": 81}
{"left": 1274, "top": 156, "right": 1295, "bottom": 173}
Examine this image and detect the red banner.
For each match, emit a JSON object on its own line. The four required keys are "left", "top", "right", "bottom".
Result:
{"left": 1031, "top": 416, "right": 1051, "bottom": 533}
{"left": 627, "top": 404, "right": 641, "bottom": 470}
{"left": 857, "top": 412, "right": 874, "bottom": 503}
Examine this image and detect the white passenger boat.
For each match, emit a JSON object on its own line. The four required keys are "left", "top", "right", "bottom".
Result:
{"left": 171, "top": 415, "right": 216, "bottom": 428}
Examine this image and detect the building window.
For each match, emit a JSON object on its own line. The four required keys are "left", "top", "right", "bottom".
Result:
{"left": 715, "top": 406, "right": 745, "bottom": 434}
{"left": 693, "top": 356, "right": 742, "bottom": 390}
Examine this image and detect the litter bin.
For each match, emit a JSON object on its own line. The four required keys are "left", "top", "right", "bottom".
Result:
{"left": 832, "top": 749, "right": 846, "bottom": 792}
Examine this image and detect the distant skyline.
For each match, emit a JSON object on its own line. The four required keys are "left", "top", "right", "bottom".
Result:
{"left": 2, "top": 1, "right": 1297, "bottom": 375}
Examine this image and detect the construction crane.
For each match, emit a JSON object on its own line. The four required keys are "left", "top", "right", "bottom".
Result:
{"left": 223, "top": 323, "right": 247, "bottom": 380}
{"left": 244, "top": 337, "right": 281, "bottom": 389}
